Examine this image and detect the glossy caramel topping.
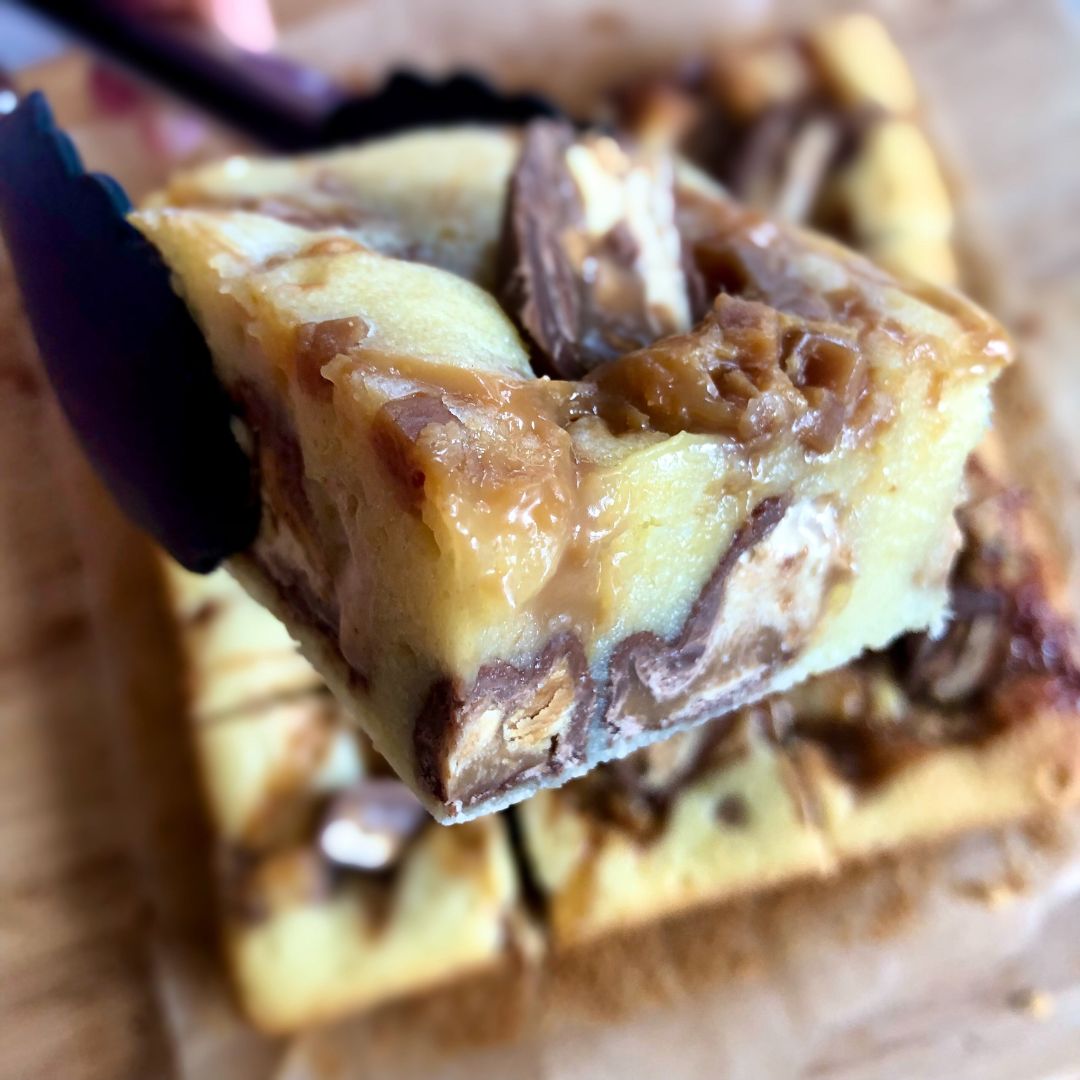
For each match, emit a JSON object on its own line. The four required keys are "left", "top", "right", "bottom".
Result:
{"left": 366, "top": 367, "right": 580, "bottom": 611}
{"left": 586, "top": 293, "right": 869, "bottom": 453}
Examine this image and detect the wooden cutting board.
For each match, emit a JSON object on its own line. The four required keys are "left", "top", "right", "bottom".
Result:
{"left": 1, "top": 2, "right": 1079, "bottom": 1078}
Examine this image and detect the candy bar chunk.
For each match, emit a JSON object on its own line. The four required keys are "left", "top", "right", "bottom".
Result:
{"left": 500, "top": 121, "right": 695, "bottom": 378}
{"left": 197, "top": 690, "right": 524, "bottom": 1031}
{"left": 134, "top": 123, "right": 1009, "bottom": 821}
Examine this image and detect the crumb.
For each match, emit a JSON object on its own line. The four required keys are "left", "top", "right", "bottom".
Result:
{"left": 1034, "top": 760, "right": 1076, "bottom": 804}
{"left": 585, "top": 10, "right": 626, "bottom": 34}
{"left": 1021, "top": 815, "right": 1067, "bottom": 854}
{"left": 1011, "top": 311, "right": 1042, "bottom": 340}
{"left": 1007, "top": 987, "right": 1055, "bottom": 1020}
{"left": 952, "top": 864, "right": 1030, "bottom": 910}
{"left": 867, "top": 867, "right": 920, "bottom": 941}
{"left": 952, "top": 833, "right": 1033, "bottom": 909}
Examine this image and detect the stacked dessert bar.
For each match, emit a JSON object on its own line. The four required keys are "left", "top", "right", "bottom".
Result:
{"left": 157, "top": 14, "right": 1079, "bottom": 1029}
{"left": 168, "top": 567, "right": 527, "bottom": 1031}
{"left": 138, "top": 28, "right": 1006, "bottom": 822}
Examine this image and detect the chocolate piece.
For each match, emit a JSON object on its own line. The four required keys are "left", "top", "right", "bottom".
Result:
{"left": 414, "top": 634, "right": 593, "bottom": 812}
{"left": 295, "top": 315, "right": 370, "bottom": 400}
{"left": 224, "top": 847, "right": 334, "bottom": 923}
{"left": 370, "top": 392, "right": 460, "bottom": 511}
{"left": 902, "top": 588, "right": 1008, "bottom": 705}
{"left": 500, "top": 120, "right": 693, "bottom": 377}
{"left": 716, "top": 792, "right": 750, "bottom": 827}
{"left": 570, "top": 719, "right": 748, "bottom": 842}
{"left": 606, "top": 496, "right": 849, "bottom": 737}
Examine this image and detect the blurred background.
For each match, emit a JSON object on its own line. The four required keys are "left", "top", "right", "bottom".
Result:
{"left": 1, "top": 2, "right": 1079, "bottom": 1078}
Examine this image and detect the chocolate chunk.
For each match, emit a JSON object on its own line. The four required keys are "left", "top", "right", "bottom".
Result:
{"left": 606, "top": 496, "right": 848, "bottom": 736}
{"left": 500, "top": 120, "right": 693, "bottom": 378}
{"left": 370, "top": 392, "right": 458, "bottom": 511}
{"left": 573, "top": 720, "right": 748, "bottom": 842}
{"left": 231, "top": 380, "right": 343, "bottom": 638}
{"left": 902, "top": 596, "right": 1008, "bottom": 706}
{"left": 414, "top": 633, "right": 592, "bottom": 811}
{"left": 794, "top": 718, "right": 905, "bottom": 789}
{"left": 716, "top": 792, "right": 750, "bottom": 827}
{"left": 223, "top": 847, "right": 334, "bottom": 923}
{"left": 295, "top": 315, "right": 370, "bottom": 400}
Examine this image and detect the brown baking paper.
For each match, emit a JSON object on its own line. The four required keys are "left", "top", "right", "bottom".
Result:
{"left": 44, "top": 0, "right": 1080, "bottom": 1076}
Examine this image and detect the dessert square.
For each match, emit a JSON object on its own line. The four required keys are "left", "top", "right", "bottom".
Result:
{"left": 175, "top": 645, "right": 526, "bottom": 1031}
{"left": 134, "top": 109, "right": 1008, "bottom": 819}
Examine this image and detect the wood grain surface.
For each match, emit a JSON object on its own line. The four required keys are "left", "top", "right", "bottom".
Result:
{"left": 0, "top": 2, "right": 1078, "bottom": 1078}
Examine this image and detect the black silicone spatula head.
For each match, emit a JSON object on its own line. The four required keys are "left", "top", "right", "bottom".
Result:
{"left": 0, "top": 0, "right": 567, "bottom": 573}
{"left": 0, "top": 92, "right": 259, "bottom": 571}
{"left": 320, "top": 71, "right": 562, "bottom": 148}
{"left": 9, "top": 0, "right": 564, "bottom": 151}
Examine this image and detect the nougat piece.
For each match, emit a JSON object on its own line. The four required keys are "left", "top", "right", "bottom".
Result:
{"left": 194, "top": 683, "right": 523, "bottom": 1032}
{"left": 134, "top": 121, "right": 1009, "bottom": 821}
